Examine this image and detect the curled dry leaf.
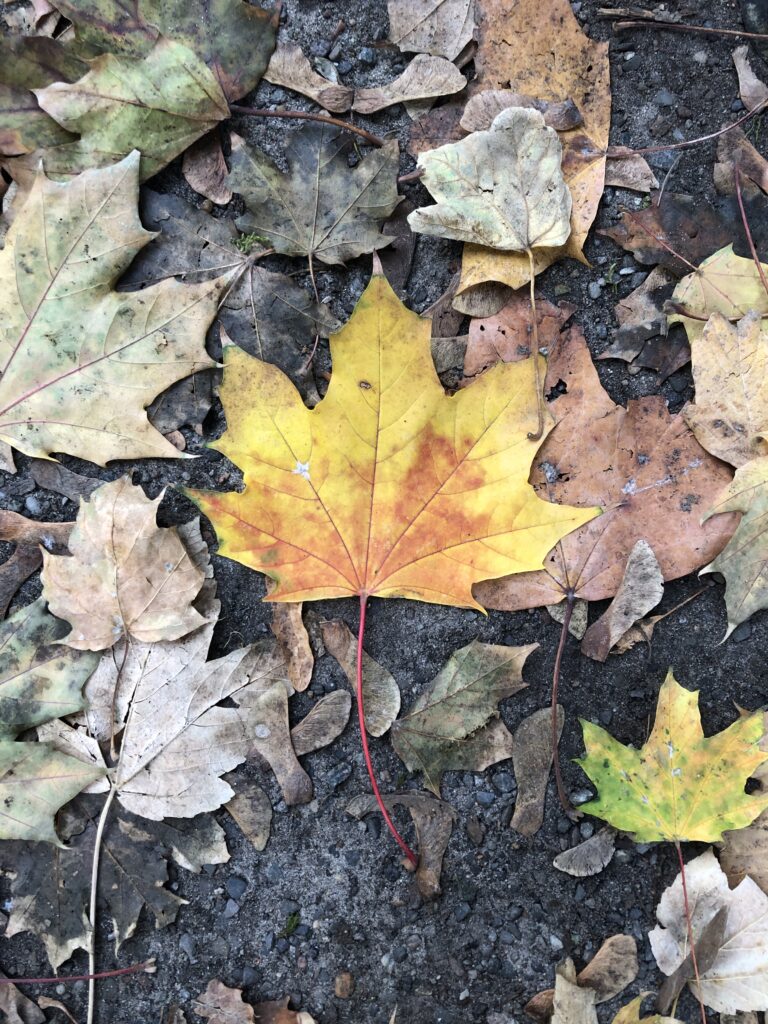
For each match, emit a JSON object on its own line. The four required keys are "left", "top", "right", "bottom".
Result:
{"left": 270, "top": 600, "right": 314, "bottom": 691}
{"left": 733, "top": 45, "right": 768, "bottom": 111}
{"left": 347, "top": 791, "right": 456, "bottom": 899}
{"left": 527, "top": 935, "right": 638, "bottom": 1020}
{"left": 409, "top": 107, "right": 572, "bottom": 252}
{"left": 194, "top": 981, "right": 317, "bottom": 1024}
{"left": 603, "top": 154, "right": 658, "bottom": 193}
{"left": 457, "top": 0, "right": 609, "bottom": 301}
{"left": 552, "top": 827, "right": 616, "bottom": 878}
{"left": 510, "top": 705, "right": 563, "bottom": 836}
{"left": 474, "top": 328, "right": 735, "bottom": 610}
{"left": 41, "top": 478, "right": 207, "bottom": 652}
{"left": 391, "top": 641, "right": 533, "bottom": 795}
{"left": 387, "top": 0, "right": 476, "bottom": 60}
{"left": 264, "top": 39, "right": 353, "bottom": 113}
{"left": 182, "top": 131, "right": 232, "bottom": 205}
{"left": 0, "top": 510, "right": 71, "bottom": 618}
{"left": 321, "top": 619, "right": 400, "bottom": 737}
{"left": 463, "top": 294, "right": 575, "bottom": 379}
{"left": 580, "top": 540, "right": 664, "bottom": 663}
{"left": 650, "top": 848, "right": 768, "bottom": 1014}
{"left": 353, "top": 54, "right": 466, "bottom": 114}
{"left": 597, "top": 267, "right": 679, "bottom": 377}
{"left": 228, "top": 127, "right": 401, "bottom": 266}
{"left": 714, "top": 127, "right": 768, "bottom": 197}
{"left": 460, "top": 92, "right": 583, "bottom": 133}
{"left": 0, "top": 154, "right": 226, "bottom": 465}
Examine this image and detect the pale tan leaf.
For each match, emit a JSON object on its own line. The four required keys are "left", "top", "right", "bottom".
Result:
{"left": 353, "top": 54, "right": 465, "bottom": 114}
{"left": 553, "top": 959, "right": 598, "bottom": 1024}
{"left": 240, "top": 680, "right": 313, "bottom": 806}
{"left": 460, "top": 91, "right": 583, "bottom": 133}
{"left": 733, "top": 46, "right": 768, "bottom": 111}
{"left": 321, "top": 619, "right": 400, "bottom": 737}
{"left": 553, "top": 827, "right": 616, "bottom": 877}
{"left": 387, "top": 0, "right": 476, "bottom": 60}
{"left": 291, "top": 691, "right": 351, "bottom": 756}
{"left": 604, "top": 154, "right": 658, "bottom": 192}
{"left": 225, "top": 777, "right": 272, "bottom": 852}
{"left": 511, "top": 705, "right": 563, "bottom": 836}
{"left": 547, "top": 599, "right": 588, "bottom": 640}
{"left": 264, "top": 40, "right": 353, "bottom": 112}
{"left": 270, "top": 600, "right": 314, "bottom": 691}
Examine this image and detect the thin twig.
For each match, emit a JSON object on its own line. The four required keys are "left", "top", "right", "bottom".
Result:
{"left": 301, "top": 251, "right": 322, "bottom": 372}
{"left": 735, "top": 164, "right": 768, "bottom": 300}
{"left": 656, "top": 153, "right": 682, "bottom": 206}
{"left": 666, "top": 302, "right": 768, "bottom": 323}
{"left": 229, "top": 105, "right": 386, "bottom": 148}
{"left": 614, "top": 18, "right": 768, "bottom": 41}
{"left": 675, "top": 840, "right": 708, "bottom": 1024}
{"left": 622, "top": 210, "right": 698, "bottom": 273}
{"left": 357, "top": 595, "right": 417, "bottom": 865}
{"left": 87, "top": 784, "right": 118, "bottom": 1024}
{"left": 0, "top": 961, "right": 155, "bottom": 986}
{"left": 398, "top": 168, "right": 425, "bottom": 185}
{"left": 552, "top": 591, "right": 578, "bottom": 820}
{"left": 526, "top": 248, "right": 545, "bottom": 441}
{"left": 608, "top": 99, "right": 768, "bottom": 157}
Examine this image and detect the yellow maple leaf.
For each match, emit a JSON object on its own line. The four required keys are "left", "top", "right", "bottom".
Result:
{"left": 577, "top": 671, "right": 768, "bottom": 843}
{"left": 188, "top": 273, "right": 598, "bottom": 608}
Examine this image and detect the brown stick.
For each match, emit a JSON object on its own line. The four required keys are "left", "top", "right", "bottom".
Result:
{"left": 229, "top": 105, "right": 386, "bottom": 148}
{"left": 398, "top": 168, "right": 425, "bottom": 185}
{"left": 607, "top": 99, "right": 768, "bottom": 157}
{"left": 552, "top": 591, "right": 578, "bottom": 820}
{"left": 735, "top": 164, "right": 768, "bottom": 300}
{"left": 614, "top": 18, "right": 768, "bottom": 41}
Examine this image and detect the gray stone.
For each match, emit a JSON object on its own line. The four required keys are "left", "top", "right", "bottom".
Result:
{"left": 225, "top": 876, "right": 247, "bottom": 900}
{"left": 454, "top": 902, "right": 471, "bottom": 922}
{"left": 588, "top": 281, "right": 602, "bottom": 300}
{"left": 223, "top": 899, "right": 240, "bottom": 919}
{"left": 358, "top": 47, "right": 376, "bottom": 65}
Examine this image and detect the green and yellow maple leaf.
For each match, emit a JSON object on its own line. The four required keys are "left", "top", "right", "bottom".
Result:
{"left": 188, "top": 273, "right": 599, "bottom": 608}
{"left": 576, "top": 671, "right": 768, "bottom": 842}
{"left": 0, "top": 152, "right": 227, "bottom": 465}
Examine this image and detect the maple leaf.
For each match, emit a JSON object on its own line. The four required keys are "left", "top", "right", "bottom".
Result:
{"left": 0, "top": 153, "right": 227, "bottom": 465}
{"left": 390, "top": 640, "right": 533, "bottom": 794}
{"left": 187, "top": 273, "right": 598, "bottom": 607}
{"left": 228, "top": 126, "right": 401, "bottom": 267}
{"left": 576, "top": 671, "right": 768, "bottom": 842}
{"left": 455, "top": 0, "right": 609, "bottom": 308}
{"left": 409, "top": 107, "right": 572, "bottom": 252}
{"left": 41, "top": 478, "right": 207, "bottom": 652}
{"left": 387, "top": 0, "right": 476, "bottom": 61}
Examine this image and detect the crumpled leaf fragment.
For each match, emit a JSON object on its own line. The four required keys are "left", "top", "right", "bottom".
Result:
{"left": 0, "top": 153, "right": 226, "bottom": 464}
{"left": 457, "top": 0, "right": 609, "bottom": 299}
{"left": 551, "top": 959, "right": 598, "bottom": 1024}
{"left": 463, "top": 294, "right": 575, "bottom": 379}
{"left": 229, "top": 127, "right": 401, "bottom": 266}
{"left": 0, "top": 510, "right": 71, "bottom": 618}
{"left": 270, "top": 600, "right": 314, "bottom": 692}
{"left": 0, "top": 972, "right": 45, "bottom": 1024}
{"left": 714, "top": 127, "right": 768, "bottom": 197}
{"left": 577, "top": 672, "right": 768, "bottom": 842}
{"left": 409, "top": 107, "right": 572, "bottom": 252}
{"left": 41, "top": 478, "right": 207, "bottom": 651}
{"left": 392, "top": 641, "right": 533, "bottom": 795}
{"left": 187, "top": 273, "right": 597, "bottom": 609}
{"left": 460, "top": 91, "right": 583, "bottom": 133}
{"left": 225, "top": 776, "right": 272, "bottom": 852}
{"left": 580, "top": 540, "right": 664, "bottom": 662}
{"left": 290, "top": 691, "right": 352, "bottom": 756}
{"left": 320, "top": 619, "right": 400, "bottom": 737}
{"left": 387, "top": 0, "right": 476, "bottom": 60}
{"left": 264, "top": 39, "right": 353, "bottom": 112}
{"left": 604, "top": 154, "right": 658, "bottom": 193}
{"left": 733, "top": 45, "right": 768, "bottom": 111}
{"left": 182, "top": 131, "right": 232, "bottom": 205}
{"left": 547, "top": 598, "right": 588, "bottom": 640}
{"left": 650, "top": 848, "right": 768, "bottom": 1013}
{"left": 510, "top": 705, "right": 563, "bottom": 836}
{"left": 352, "top": 54, "right": 466, "bottom": 114}
{"left": 657, "top": 906, "right": 729, "bottom": 1013}
{"left": 193, "top": 981, "right": 317, "bottom": 1024}
{"left": 347, "top": 791, "right": 456, "bottom": 898}
{"left": 526, "top": 935, "right": 638, "bottom": 1020}
{"left": 611, "top": 994, "right": 682, "bottom": 1024}
{"left": 553, "top": 827, "right": 616, "bottom": 877}
{"left": 597, "top": 267, "right": 678, "bottom": 377}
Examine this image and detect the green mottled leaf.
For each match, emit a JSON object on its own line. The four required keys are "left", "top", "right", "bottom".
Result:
{"left": 390, "top": 640, "right": 534, "bottom": 794}
{"left": 0, "top": 598, "right": 98, "bottom": 740}
{"left": 577, "top": 671, "right": 768, "bottom": 842}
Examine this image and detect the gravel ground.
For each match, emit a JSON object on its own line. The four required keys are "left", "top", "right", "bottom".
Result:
{"left": 1, "top": 1, "right": 766, "bottom": 1022}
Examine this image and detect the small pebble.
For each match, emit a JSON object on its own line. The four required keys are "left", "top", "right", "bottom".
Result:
{"left": 262, "top": 931, "right": 275, "bottom": 954}
{"left": 498, "top": 930, "right": 515, "bottom": 945}
{"left": 579, "top": 822, "right": 594, "bottom": 839}
{"left": 652, "top": 88, "right": 676, "bottom": 107}
{"left": 454, "top": 902, "right": 471, "bottom": 922}
{"left": 328, "top": 762, "right": 353, "bottom": 788}
{"left": 392, "top": 945, "right": 408, "bottom": 963}
{"left": 476, "top": 790, "right": 496, "bottom": 807}
{"left": 588, "top": 281, "right": 602, "bottom": 300}
{"left": 24, "top": 495, "right": 41, "bottom": 515}
{"left": 276, "top": 937, "right": 290, "bottom": 953}
{"left": 242, "top": 966, "right": 258, "bottom": 986}
{"left": 492, "top": 772, "right": 515, "bottom": 794}
{"left": 280, "top": 899, "right": 300, "bottom": 916}
{"left": 570, "top": 789, "right": 594, "bottom": 805}
{"left": 358, "top": 47, "right": 376, "bottom": 65}
{"left": 599, "top": 709, "right": 613, "bottom": 726}
{"left": 335, "top": 971, "right": 355, "bottom": 999}
{"left": 731, "top": 621, "right": 752, "bottom": 643}
{"left": 223, "top": 899, "right": 240, "bottom": 919}
{"left": 225, "top": 876, "right": 247, "bottom": 900}
{"left": 550, "top": 935, "right": 564, "bottom": 951}
{"left": 732, "top": 98, "right": 745, "bottom": 112}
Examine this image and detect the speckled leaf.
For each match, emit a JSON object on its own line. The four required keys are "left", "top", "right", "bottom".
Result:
{"left": 264, "top": 40, "right": 353, "bottom": 112}
{"left": 0, "top": 598, "right": 97, "bottom": 739}
{"left": 387, "top": 0, "right": 476, "bottom": 60}
{"left": 41, "top": 478, "right": 207, "bottom": 652}
{"left": 511, "top": 704, "right": 563, "bottom": 836}
{"left": 186, "top": 274, "right": 597, "bottom": 608}
{"left": 321, "top": 619, "right": 400, "bottom": 737}
{"left": 577, "top": 671, "right": 768, "bottom": 842}
{"left": 0, "top": 154, "right": 226, "bottom": 465}
{"left": 409, "top": 107, "right": 572, "bottom": 251}
{"left": 391, "top": 641, "right": 534, "bottom": 794}
{"left": 28, "top": 40, "right": 229, "bottom": 181}
{"left": 228, "top": 127, "right": 401, "bottom": 266}
{"left": 352, "top": 55, "right": 466, "bottom": 114}
{"left": 290, "top": 691, "right": 352, "bottom": 756}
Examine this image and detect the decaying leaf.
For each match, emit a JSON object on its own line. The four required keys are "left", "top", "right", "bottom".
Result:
{"left": 391, "top": 641, "right": 533, "bottom": 794}
{"left": 577, "top": 672, "right": 768, "bottom": 842}
{"left": 714, "top": 127, "right": 768, "bottom": 197}
{"left": 407, "top": 95, "right": 466, "bottom": 158}
{"left": 352, "top": 54, "right": 466, "bottom": 114}
{"left": 225, "top": 777, "right": 272, "bottom": 852}
{"left": 194, "top": 981, "right": 317, "bottom": 1024}
{"left": 28, "top": 461, "right": 101, "bottom": 504}
{"left": 456, "top": 0, "right": 609, "bottom": 301}
{"left": 474, "top": 328, "right": 735, "bottom": 610}
{"left": 264, "top": 40, "right": 353, "bottom": 112}
{"left": 320, "top": 619, "right": 400, "bottom": 737}
{"left": 459, "top": 91, "right": 583, "bottom": 133}
{"left": 684, "top": 312, "right": 768, "bottom": 468}
{"left": 187, "top": 273, "right": 597, "bottom": 608}
{"left": 19, "top": 40, "right": 229, "bottom": 182}
{"left": 553, "top": 827, "right": 616, "bottom": 878}
{"left": 551, "top": 959, "right": 598, "bottom": 1024}
{"left": 656, "top": 906, "right": 729, "bottom": 1014}
{"left": 580, "top": 540, "right": 663, "bottom": 662}
{"left": 721, "top": 715, "right": 768, "bottom": 895}
{"left": 0, "top": 510, "right": 71, "bottom": 618}
{"left": 510, "top": 705, "right": 563, "bottom": 836}
{"left": 270, "top": 600, "right": 314, "bottom": 692}
{"left": 347, "top": 791, "right": 456, "bottom": 898}
{"left": 650, "top": 848, "right": 768, "bottom": 1013}
{"left": 387, "top": 0, "right": 476, "bottom": 60}
{"left": 702, "top": 457, "right": 768, "bottom": 637}
{"left": 182, "top": 131, "right": 232, "bottom": 205}
{"left": 229, "top": 127, "right": 401, "bottom": 266}
{"left": 42, "top": 478, "right": 206, "bottom": 651}
{"left": 0, "top": 154, "right": 226, "bottom": 464}
{"left": 463, "top": 294, "right": 575, "bottom": 379}
{"left": 597, "top": 267, "right": 679, "bottom": 377}
{"left": 526, "top": 935, "right": 638, "bottom": 1020}
{"left": 733, "top": 45, "right": 768, "bottom": 111}
{"left": 547, "top": 598, "right": 588, "bottom": 640}
{"left": 604, "top": 153, "right": 658, "bottom": 193}
{"left": 409, "top": 107, "right": 572, "bottom": 252}
{"left": 290, "top": 691, "right": 352, "bottom": 756}
{"left": 0, "top": 973, "right": 45, "bottom": 1024}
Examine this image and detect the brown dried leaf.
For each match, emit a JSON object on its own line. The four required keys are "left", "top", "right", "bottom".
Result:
{"left": 733, "top": 45, "right": 768, "bottom": 111}
{"left": 511, "top": 705, "right": 563, "bottom": 836}
{"left": 387, "top": 0, "right": 476, "bottom": 61}
{"left": 407, "top": 95, "right": 465, "bottom": 157}
{"left": 460, "top": 92, "right": 583, "bottom": 133}
{"left": 0, "top": 510, "right": 71, "bottom": 618}
{"left": 193, "top": 981, "right": 255, "bottom": 1024}
{"left": 225, "top": 777, "right": 272, "bottom": 852}
{"left": 597, "top": 267, "right": 679, "bottom": 375}
{"left": 353, "top": 54, "right": 465, "bottom": 114}
{"left": 270, "top": 600, "right": 314, "bottom": 691}
{"left": 580, "top": 540, "right": 663, "bottom": 662}
{"left": 552, "top": 827, "right": 616, "bottom": 877}
{"left": 321, "top": 619, "right": 400, "bottom": 737}
{"left": 526, "top": 936, "right": 638, "bottom": 1020}
{"left": 291, "top": 691, "right": 352, "bottom": 757}
{"left": 604, "top": 154, "right": 658, "bottom": 193}
{"left": 0, "top": 972, "right": 45, "bottom": 1024}
{"left": 264, "top": 40, "right": 353, "bottom": 113}
{"left": 28, "top": 461, "right": 101, "bottom": 503}
{"left": 463, "top": 293, "right": 575, "bottom": 378}
{"left": 474, "top": 328, "right": 735, "bottom": 610}
{"left": 182, "top": 131, "right": 232, "bottom": 205}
